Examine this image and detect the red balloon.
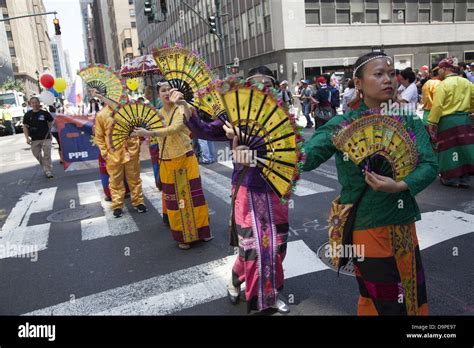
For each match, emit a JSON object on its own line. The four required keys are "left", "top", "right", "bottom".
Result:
{"left": 40, "top": 74, "right": 55, "bottom": 89}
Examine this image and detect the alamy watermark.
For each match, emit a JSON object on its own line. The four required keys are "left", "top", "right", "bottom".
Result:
{"left": 0, "top": 242, "right": 39, "bottom": 262}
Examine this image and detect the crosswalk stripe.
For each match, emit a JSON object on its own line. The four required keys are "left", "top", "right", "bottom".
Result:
{"left": 141, "top": 172, "right": 163, "bottom": 216}
{"left": 217, "top": 160, "right": 335, "bottom": 196}
{"left": 416, "top": 210, "right": 474, "bottom": 250}
{"left": 198, "top": 166, "right": 232, "bottom": 205}
{"left": 78, "top": 181, "right": 138, "bottom": 241}
{"left": 0, "top": 187, "right": 57, "bottom": 259}
{"left": 25, "top": 240, "right": 328, "bottom": 315}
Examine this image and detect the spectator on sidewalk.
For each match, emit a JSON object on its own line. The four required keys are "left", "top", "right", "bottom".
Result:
{"left": 23, "top": 97, "right": 54, "bottom": 179}
{"left": 299, "top": 80, "right": 313, "bottom": 128}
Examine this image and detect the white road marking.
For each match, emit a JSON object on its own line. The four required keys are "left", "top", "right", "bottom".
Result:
{"left": 141, "top": 172, "right": 163, "bottom": 216}
{"left": 416, "top": 210, "right": 474, "bottom": 250}
{"left": 217, "top": 160, "right": 334, "bottom": 196}
{"left": 25, "top": 240, "right": 328, "bottom": 315}
{"left": 0, "top": 188, "right": 57, "bottom": 259}
{"left": 78, "top": 180, "right": 138, "bottom": 241}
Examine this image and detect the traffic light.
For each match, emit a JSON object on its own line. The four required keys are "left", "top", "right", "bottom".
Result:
{"left": 208, "top": 16, "right": 217, "bottom": 34}
{"left": 144, "top": 1, "right": 154, "bottom": 23}
{"left": 53, "top": 18, "right": 61, "bottom": 35}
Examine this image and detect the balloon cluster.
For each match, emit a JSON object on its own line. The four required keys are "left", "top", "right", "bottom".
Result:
{"left": 39, "top": 74, "right": 67, "bottom": 105}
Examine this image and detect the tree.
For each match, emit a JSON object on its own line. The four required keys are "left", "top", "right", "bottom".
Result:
{"left": 0, "top": 78, "right": 25, "bottom": 93}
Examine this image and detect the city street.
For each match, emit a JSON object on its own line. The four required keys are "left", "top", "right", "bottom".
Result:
{"left": 1, "top": 129, "right": 473, "bottom": 316}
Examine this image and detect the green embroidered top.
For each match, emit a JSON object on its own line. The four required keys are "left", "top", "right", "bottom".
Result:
{"left": 302, "top": 103, "right": 438, "bottom": 230}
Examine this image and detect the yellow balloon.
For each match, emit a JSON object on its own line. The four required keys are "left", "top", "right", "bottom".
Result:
{"left": 127, "top": 78, "right": 139, "bottom": 91}
{"left": 53, "top": 78, "right": 67, "bottom": 93}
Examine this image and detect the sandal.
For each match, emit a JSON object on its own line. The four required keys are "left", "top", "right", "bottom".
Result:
{"left": 178, "top": 243, "right": 191, "bottom": 250}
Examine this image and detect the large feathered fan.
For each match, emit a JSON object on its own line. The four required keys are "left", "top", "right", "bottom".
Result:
{"left": 78, "top": 64, "right": 127, "bottom": 103}
{"left": 111, "top": 102, "right": 164, "bottom": 150}
{"left": 152, "top": 44, "right": 223, "bottom": 118}
{"left": 219, "top": 78, "right": 304, "bottom": 200}
{"left": 332, "top": 114, "right": 418, "bottom": 181}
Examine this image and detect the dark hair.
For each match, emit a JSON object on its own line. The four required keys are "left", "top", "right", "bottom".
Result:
{"left": 137, "top": 97, "right": 145, "bottom": 102}
{"left": 347, "top": 79, "right": 355, "bottom": 89}
{"left": 353, "top": 52, "right": 389, "bottom": 78}
{"left": 156, "top": 78, "right": 169, "bottom": 92}
{"left": 48, "top": 105, "right": 56, "bottom": 113}
{"left": 323, "top": 74, "right": 331, "bottom": 85}
{"left": 431, "top": 68, "right": 439, "bottom": 77}
{"left": 29, "top": 96, "right": 40, "bottom": 103}
{"left": 458, "top": 61, "right": 466, "bottom": 69}
{"left": 400, "top": 68, "right": 416, "bottom": 83}
{"left": 248, "top": 65, "right": 275, "bottom": 79}
{"left": 247, "top": 66, "right": 276, "bottom": 86}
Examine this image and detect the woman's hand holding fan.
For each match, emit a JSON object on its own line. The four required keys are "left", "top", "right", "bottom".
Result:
{"left": 364, "top": 171, "right": 408, "bottom": 193}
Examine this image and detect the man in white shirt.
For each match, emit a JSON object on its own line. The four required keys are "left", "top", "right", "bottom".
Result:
{"left": 398, "top": 68, "right": 419, "bottom": 114}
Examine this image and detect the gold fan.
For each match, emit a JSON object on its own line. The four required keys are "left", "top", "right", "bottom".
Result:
{"left": 78, "top": 64, "right": 127, "bottom": 103}
{"left": 332, "top": 114, "right": 418, "bottom": 181}
{"left": 152, "top": 44, "right": 224, "bottom": 118}
{"left": 111, "top": 102, "right": 164, "bottom": 150}
{"left": 219, "top": 78, "right": 304, "bottom": 200}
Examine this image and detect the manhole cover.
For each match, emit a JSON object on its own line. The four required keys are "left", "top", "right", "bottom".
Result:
{"left": 47, "top": 207, "right": 93, "bottom": 223}
{"left": 316, "top": 242, "right": 355, "bottom": 277}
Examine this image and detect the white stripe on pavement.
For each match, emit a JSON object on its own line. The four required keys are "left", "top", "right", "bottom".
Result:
{"left": 217, "top": 160, "right": 334, "bottom": 196}
{"left": 25, "top": 240, "right": 328, "bottom": 315}
{"left": 141, "top": 172, "right": 163, "bottom": 216}
{"left": 199, "top": 166, "right": 232, "bottom": 205}
{"left": 416, "top": 210, "right": 474, "bottom": 250}
{"left": 0, "top": 187, "right": 57, "bottom": 259}
{"left": 78, "top": 180, "right": 138, "bottom": 241}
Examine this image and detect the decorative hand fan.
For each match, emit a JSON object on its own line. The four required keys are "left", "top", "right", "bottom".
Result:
{"left": 111, "top": 101, "right": 164, "bottom": 150}
{"left": 152, "top": 44, "right": 223, "bottom": 118}
{"left": 219, "top": 78, "right": 304, "bottom": 200}
{"left": 78, "top": 64, "right": 127, "bottom": 103}
{"left": 332, "top": 114, "right": 418, "bottom": 181}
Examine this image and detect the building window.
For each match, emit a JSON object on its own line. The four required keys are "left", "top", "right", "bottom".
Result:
{"left": 256, "top": 3, "right": 263, "bottom": 34}
{"left": 393, "top": 9, "right": 405, "bottom": 23}
{"left": 443, "top": 9, "right": 454, "bottom": 22}
{"left": 365, "top": 9, "right": 378, "bottom": 23}
{"left": 9, "top": 46, "right": 15, "bottom": 56}
{"left": 379, "top": 0, "right": 391, "bottom": 23}
{"left": 131, "top": 21, "right": 136, "bottom": 28}
{"left": 129, "top": 9, "right": 135, "bottom": 17}
{"left": 6, "top": 30, "right": 12, "bottom": 40}
{"left": 235, "top": 15, "right": 241, "bottom": 43}
{"left": 418, "top": 9, "right": 430, "bottom": 22}
{"left": 365, "top": 0, "right": 378, "bottom": 9}
{"left": 455, "top": 0, "right": 467, "bottom": 21}
{"left": 432, "top": 0, "right": 443, "bottom": 22}
{"left": 336, "top": 9, "right": 350, "bottom": 24}
{"left": 464, "top": 51, "right": 474, "bottom": 64}
{"left": 430, "top": 52, "right": 448, "bottom": 67}
{"left": 123, "top": 38, "right": 132, "bottom": 49}
{"left": 351, "top": 0, "right": 364, "bottom": 23}
{"left": 321, "top": 0, "right": 336, "bottom": 24}
{"left": 263, "top": 0, "right": 271, "bottom": 32}
{"left": 335, "top": 0, "right": 349, "bottom": 9}
{"left": 128, "top": 0, "right": 133, "bottom": 4}
{"left": 406, "top": 1, "right": 417, "bottom": 22}
{"left": 306, "top": 9, "right": 320, "bottom": 24}
{"left": 242, "top": 11, "right": 248, "bottom": 40}
{"left": 468, "top": 9, "right": 474, "bottom": 21}
{"left": 248, "top": 8, "right": 256, "bottom": 37}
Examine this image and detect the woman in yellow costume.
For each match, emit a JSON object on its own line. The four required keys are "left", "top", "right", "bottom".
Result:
{"left": 133, "top": 80, "right": 211, "bottom": 249}
{"left": 92, "top": 89, "right": 147, "bottom": 218}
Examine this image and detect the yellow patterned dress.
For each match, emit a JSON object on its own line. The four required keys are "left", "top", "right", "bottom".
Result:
{"left": 155, "top": 105, "right": 211, "bottom": 244}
